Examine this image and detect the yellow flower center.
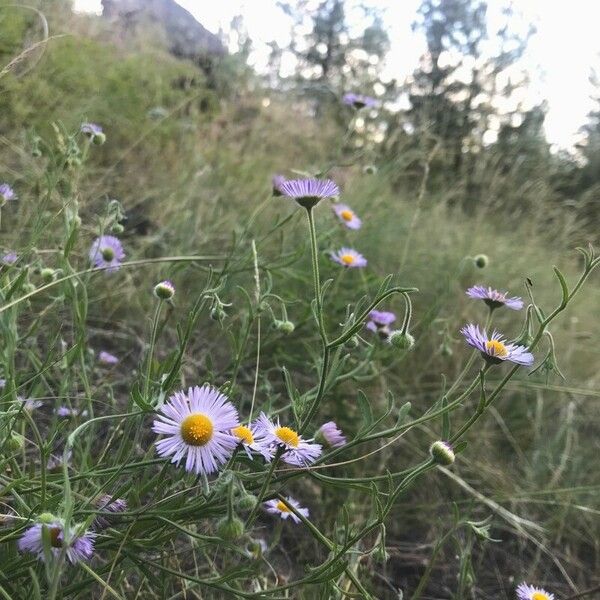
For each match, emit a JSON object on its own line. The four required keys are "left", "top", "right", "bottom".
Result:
{"left": 485, "top": 340, "right": 508, "bottom": 357}
{"left": 274, "top": 426, "right": 300, "bottom": 447}
{"left": 340, "top": 254, "right": 356, "bottom": 266}
{"left": 180, "top": 413, "right": 214, "bottom": 446}
{"left": 276, "top": 500, "right": 291, "bottom": 512}
{"left": 340, "top": 209, "right": 354, "bottom": 221}
{"left": 232, "top": 424, "right": 254, "bottom": 445}
{"left": 532, "top": 594, "right": 549, "bottom": 600}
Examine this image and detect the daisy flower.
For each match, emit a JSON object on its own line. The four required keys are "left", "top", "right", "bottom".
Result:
{"left": 2, "top": 251, "right": 17, "bottom": 265}
{"left": 466, "top": 285, "right": 524, "bottom": 310}
{"left": 18, "top": 517, "right": 95, "bottom": 564}
{"left": 98, "top": 350, "right": 119, "bottom": 365}
{"left": 81, "top": 123, "right": 103, "bottom": 137}
{"left": 264, "top": 497, "right": 309, "bottom": 523}
{"left": 317, "top": 421, "right": 346, "bottom": 448}
{"left": 331, "top": 247, "right": 367, "bottom": 268}
{"left": 89, "top": 236, "right": 125, "bottom": 272}
{"left": 366, "top": 309, "right": 396, "bottom": 333}
{"left": 255, "top": 412, "right": 321, "bottom": 466}
{"left": 516, "top": 583, "right": 554, "bottom": 600}
{"left": 152, "top": 384, "right": 239, "bottom": 475}
{"left": 332, "top": 203, "right": 362, "bottom": 230}
{"left": 342, "top": 93, "right": 378, "bottom": 109}
{"left": 279, "top": 178, "right": 340, "bottom": 209}
{"left": 0, "top": 183, "right": 16, "bottom": 206}
{"left": 18, "top": 397, "right": 42, "bottom": 412}
{"left": 231, "top": 422, "right": 273, "bottom": 460}
{"left": 272, "top": 174, "right": 286, "bottom": 196}
{"left": 461, "top": 324, "right": 534, "bottom": 366}
{"left": 93, "top": 494, "right": 128, "bottom": 530}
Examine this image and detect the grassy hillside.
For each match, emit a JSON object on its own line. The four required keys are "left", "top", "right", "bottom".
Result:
{"left": 0, "top": 3, "right": 599, "bottom": 599}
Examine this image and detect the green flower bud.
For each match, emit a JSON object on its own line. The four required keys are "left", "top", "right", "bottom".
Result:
{"left": 275, "top": 320, "right": 295, "bottom": 335}
{"left": 153, "top": 280, "right": 175, "bottom": 300}
{"left": 474, "top": 254, "right": 489, "bottom": 269}
{"left": 6, "top": 431, "right": 24, "bottom": 451}
{"left": 237, "top": 492, "right": 258, "bottom": 512}
{"left": 430, "top": 440, "right": 455, "bottom": 466}
{"left": 345, "top": 335, "right": 360, "bottom": 349}
{"left": 111, "top": 223, "right": 125, "bottom": 234}
{"left": 363, "top": 164, "right": 378, "bottom": 175}
{"left": 388, "top": 330, "right": 415, "bottom": 350}
{"left": 211, "top": 307, "right": 227, "bottom": 321}
{"left": 38, "top": 512, "right": 58, "bottom": 524}
{"left": 216, "top": 516, "right": 245, "bottom": 541}
{"left": 22, "top": 283, "right": 36, "bottom": 294}
{"left": 40, "top": 268, "right": 56, "bottom": 283}
{"left": 92, "top": 132, "right": 106, "bottom": 145}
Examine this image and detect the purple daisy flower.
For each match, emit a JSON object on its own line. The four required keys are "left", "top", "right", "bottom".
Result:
{"left": 255, "top": 412, "right": 321, "bottom": 467}
{"left": 55, "top": 406, "right": 88, "bottom": 418}
{"left": 81, "top": 123, "right": 103, "bottom": 137}
{"left": 231, "top": 423, "right": 273, "bottom": 461}
{"left": 98, "top": 350, "right": 119, "bottom": 365}
{"left": 0, "top": 183, "right": 16, "bottom": 206}
{"left": 18, "top": 397, "right": 42, "bottom": 412}
{"left": 461, "top": 324, "right": 534, "bottom": 366}
{"left": 93, "top": 494, "right": 128, "bottom": 530}
{"left": 332, "top": 203, "right": 362, "bottom": 230}
{"left": 272, "top": 174, "right": 286, "bottom": 196}
{"left": 466, "top": 285, "right": 524, "bottom": 310}
{"left": 516, "top": 583, "right": 554, "bottom": 600}
{"left": 331, "top": 247, "right": 367, "bottom": 268}
{"left": 317, "top": 421, "right": 346, "bottom": 448}
{"left": 18, "top": 518, "right": 95, "bottom": 564}
{"left": 342, "top": 93, "right": 378, "bottom": 109}
{"left": 264, "top": 497, "right": 309, "bottom": 523}
{"left": 152, "top": 384, "right": 239, "bottom": 475}
{"left": 366, "top": 309, "right": 396, "bottom": 334}
{"left": 2, "top": 251, "right": 17, "bottom": 266}
{"left": 279, "top": 178, "right": 340, "bottom": 209}
{"left": 89, "top": 236, "right": 125, "bottom": 272}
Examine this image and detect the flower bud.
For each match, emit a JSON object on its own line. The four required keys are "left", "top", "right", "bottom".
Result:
{"left": 430, "top": 440, "right": 455, "bottom": 466}
{"left": 111, "top": 223, "right": 125, "bottom": 234}
{"left": 92, "top": 132, "right": 106, "bottom": 145}
{"left": 22, "top": 283, "right": 36, "bottom": 294}
{"left": 363, "top": 164, "right": 378, "bottom": 175}
{"left": 345, "top": 335, "right": 359, "bottom": 349}
{"left": 388, "top": 330, "right": 415, "bottom": 350}
{"left": 274, "top": 320, "right": 295, "bottom": 334}
{"left": 6, "top": 431, "right": 24, "bottom": 451}
{"left": 237, "top": 492, "right": 258, "bottom": 512}
{"left": 38, "top": 512, "right": 58, "bottom": 524}
{"left": 153, "top": 280, "right": 175, "bottom": 300}
{"left": 216, "top": 516, "right": 245, "bottom": 541}
{"left": 211, "top": 306, "right": 227, "bottom": 321}
{"left": 474, "top": 254, "right": 489, "bottom": 269}
{"left": 40, "top": 268, "right": 56, "bottom": 283}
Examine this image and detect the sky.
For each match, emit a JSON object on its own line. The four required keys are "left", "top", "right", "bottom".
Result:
{"left": 74, "top": 0, "right": 600, "bottom": 150}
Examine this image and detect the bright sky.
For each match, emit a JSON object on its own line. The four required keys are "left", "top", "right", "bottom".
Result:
{"left": 74, "top": 0, "right": 600, "bottom": 149}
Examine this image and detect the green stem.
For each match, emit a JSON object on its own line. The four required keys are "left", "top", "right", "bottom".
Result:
{"left": 143, "top": 302, "right": 163, "bottom": 404}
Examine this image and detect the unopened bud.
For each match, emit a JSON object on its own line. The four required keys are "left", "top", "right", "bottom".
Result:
{"left": 211, "top": 307, "right": 227, "bottom": 321}
{"left": 6, "top": 431, "right": 24, "bottom": 451}
{"left": 474, "top": 254, "right": 489, "bottom": 269}
{"left": 274, "top": 320, "right": 295, "bottom": 334}
{"left": 41, "top": 268, "right": 56, "bottom": 283}
{"left": 153, "top": 280, "right": 175, "bottom": 300}
{"left": 111, "top": 223, "right": 124, "bottom": 234}
{"left": 430, "top": 440, "right": 455, "bottom": 466}
{"left": 216, "top": 516, "right": 245, "bottom": 541}
{"left": 237, "top": 493, "right": 258, "bottom": 512}
{"left": 92, "top": 132, "right": 106, "bottom": 145}
{"left": 388, "top": 330, "right": 415, "bottom": 350}
{"left": 38, "top": 512, "right": 58, "bottom": 524}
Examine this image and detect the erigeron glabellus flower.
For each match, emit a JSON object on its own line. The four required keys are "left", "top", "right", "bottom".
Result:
{"left": 89, "top": 236, "right": 125, "bottom": 272}
{"left": 316, "top": 421, "right": 346, "bottom": 448}
{"left": 466, "top": 285, "right": 524, "bottom": 310}
{"left": 93, "top": 494, "right": 128, "bottom": 530}
{"left": 81, "top": 123, "right": 103, "bottom": 137}
{"left": 516, "top": 582, "right": 554, "bottom": 600}
{"left": 332, "top": 203, "right": 362, "bottom": 230}
{"left": 279, "top": 178, "right": 340, "bottom": 209}
{"left": 342, "top": 93, "right": 378, "bottom": 109}
{"left": 18, "top": 517, "right": 95, "bottom": 564}
{"left": 461, "top": 324, "right": 534, "bottom": 366}
{"left": 331, "top": 247, "right": 367, "bottom": 268}
{"left": 255, "top": 412, "right": 321, "bottom": 466}
{"left": 366, "top": 309, "right": 396, "bottom": 333}
{"left": 231, "top": 422, "right": 273, "bottom": 460}
{"left": 264, "top": 497, "right": 309, "bottom": 523}
{"left": 98, "top": 350, "right": 119, "bottom": 365}
{"left": 18, "top": 397, "right": 43, "bottom": 412}
{"left": 2, "top": 251, "right": 17, "bottom": 265}
{"left": 153, "top": 384, "right": 239, "bottom": 475}
{"left": 0, "top": 183, "right": 16, "bottom": 206}
{"left": 272, "top": 174, "right": 286, "bottom": 196}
